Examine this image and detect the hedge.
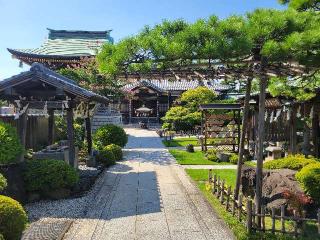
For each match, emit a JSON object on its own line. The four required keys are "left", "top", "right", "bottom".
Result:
{"left": 296, "top": 163, "right": 320, "bottom": 202}
{"left": 264, "top": 154, "right": 318, "bottom": 171}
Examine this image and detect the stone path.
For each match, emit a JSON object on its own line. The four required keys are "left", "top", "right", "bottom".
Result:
{"left": 63, "top": 128, "right": 234, "bottom": 240}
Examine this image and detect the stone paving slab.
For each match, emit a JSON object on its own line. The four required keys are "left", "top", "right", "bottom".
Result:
{"left": 63, "top": 128, "right": 234, "bottom": 240}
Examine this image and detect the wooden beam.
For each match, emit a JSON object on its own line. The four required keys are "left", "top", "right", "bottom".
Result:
{"left": 48, "top": 109, "right": 54, "bottom": 145}
{"left": 85, "top": 108, "right": 93, "bottom": 156}
{"left": 67, "top": 101, "right": 76, "bottom": 168}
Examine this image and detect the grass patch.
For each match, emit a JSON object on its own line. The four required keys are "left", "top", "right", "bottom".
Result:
{"left": 186, "top": 169, "right": 237, "bottom": 188}
{"left": 187, "top": 169, "right": 318, "bottom": 240}
{"left": 162, "top": 137, "right": 199, "bottom": 147}
{"left": 244, "top": 161, "right": 256, "bottom": 167}
{"left": 169, "top": 149, "right": 231, "bottom": 165}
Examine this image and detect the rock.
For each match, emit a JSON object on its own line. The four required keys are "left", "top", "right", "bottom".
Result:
{"left": 86, "top": 156, "right": 96, "bottom": 167}
{"left": 46, "top": 188, "right": 71, "bottom": 200}
{"left": 241, "top": 166, "right": 304, "bottom": 212}
{"left": 217, "top": 152, "right": 231, "bottom": 162}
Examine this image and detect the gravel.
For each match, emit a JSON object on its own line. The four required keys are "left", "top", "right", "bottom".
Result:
{"left": 25, "top": 166, "right": 107, "bottom": 222}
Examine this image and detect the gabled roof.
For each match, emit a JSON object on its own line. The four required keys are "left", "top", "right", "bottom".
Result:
{"left": 122, "top": 79, "right": 230, "bottom": 93}
{"left": 7, "top": 29, "right": 113, "bottom": 61}
{"left": 0, "top": 63, "right": 108, "bottom": 103}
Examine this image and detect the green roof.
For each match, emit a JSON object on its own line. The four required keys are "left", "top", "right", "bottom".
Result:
{"left": 8, "top": 29, "right": 113, "bottom": 58}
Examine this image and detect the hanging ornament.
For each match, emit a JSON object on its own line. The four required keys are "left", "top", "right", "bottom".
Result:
{"left": 14, "top": 103, "right": 29, "bottom": 120}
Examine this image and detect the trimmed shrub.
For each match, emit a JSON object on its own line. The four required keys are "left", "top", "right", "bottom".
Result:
{"left": 0, "top": 121, "right": 22, "bottom": 165}
{"left": 186, "top": 144, "right": 195, "bottom": 153}
{"left": 264, "top": 154, "right": 318, "bottom": 171}
{"left": 0, "top": 233, "right": 4, "bottom": 240}
{"left": 296, "top": 163, "right": 320, "bottom": 202}
{"left": 93, "top": 124, "right": 128, "bottom": 148}
{"left": 0, "top": 195, "right": 27, "bottom": 240}
{"left": 229, "top": 153, "right": 239, "bottom": 164}
{"left": 0, "top": 174, "right": 7, "bottom": 192}
{"left": 24, "top": 160, "right": 79, "bottom": 193}
{"left": 206, "top": 149, "right": 218, "bottom": 162}
{"left": 96, "top": 147, "right": 116, "bottom": 167}
{"left": 104, "top": 144, "right": 122, "bottom": 161}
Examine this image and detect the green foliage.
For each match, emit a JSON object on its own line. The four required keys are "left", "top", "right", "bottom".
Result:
{"left": 0, "top": 233, "right": 4, "bottom": 240}
{"left": 0, "top": 121, "right": 22, "bottom": 165}
{"left": 229, "top": 153, "right": 239, "bottom": 165}
{"left": 162, "top": 106, "right": 201, "bottom": 131}
{"left": 179, "top": 87, "right": 217, "bottom": 112}
{"left": 55, "top": 117, "right": 85, "bottom": 148}
{"left": 0, "top": 195, "right": 27, "bottom": 240}
{"left": 0, "top": 174, "right": 7, "bottom": 192}
{"left": 93, "top": 124, "right": 128, "bottom": 148}
{"left": 96, "top": 147, "right": 116, "bottom": 167}
{"left": 296, "top": 163, "right": 320, "bottom": 202}
{"left": 264, "top": 154, "right": 318, "bottom": 170}
{"left": 279, "top": 0, "right": 320, "bottom": 11}
{"left": 24, "top": 160, "right": 79, "bottom": 193}
{"left": 206, "top": 149, "right": 219, "bottom": 162}
{"left": 104, "top": 144, "right": 122, "bottom": 161}
{"left": 185, "top": 144, "right": 195, "bottom": 153}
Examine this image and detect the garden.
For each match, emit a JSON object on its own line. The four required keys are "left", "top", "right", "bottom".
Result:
{"left": 0, "top": 119, "right": 128, "bottom": 240}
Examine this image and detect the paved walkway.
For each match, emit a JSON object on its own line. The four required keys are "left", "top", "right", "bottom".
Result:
{"left": 63, "top": 128, "right": 234, "bottom": 240}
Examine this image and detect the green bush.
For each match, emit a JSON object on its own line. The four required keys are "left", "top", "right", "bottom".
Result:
{"left": 24, "top": 160, "right": 79, "bottom": 193}
{"left": 0, "top": 121, "right": 22, "bottom": 165}
{"left": 104, "top": 144, "right": 123, "bottom": 161}
{"left": 186, "top": 144, "right": 195, "bottom": 153}
{"left": 229, "top": 153, "right": 239, "bottom": 164}
{"left": 96, "top": 147, "right": 116, "bottom": 167}
{"left": 0, "top": 233, "right": 4, "bottom": 240}
{"left": 93, "top": 124, "right": 128, "bottom": 148}
{"left": 0, "top": 195, "right": 27, "bottom": 240}
{"left": 264, "top": 154, "right": 318, "bottom": 170}
{"left": 0, "top": 174, "right": 7, "bottom": 192}
{"left": 296, "top": 163, "right": 320, "bottom": 202}
{"left": 206, "top": 149, "right": 218, "bottom": 162}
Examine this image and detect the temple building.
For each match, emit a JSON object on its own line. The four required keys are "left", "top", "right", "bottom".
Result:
{"left": 8, "top": 28, "right": 113, "bottom": 69}
{"left": 115, "top": 79, "right": 230, "bottom": 124}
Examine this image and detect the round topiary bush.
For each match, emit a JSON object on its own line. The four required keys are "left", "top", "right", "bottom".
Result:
{"left": 264, "top": 154, "right": 318, "bottom": 171}
{"left": 206, "top": 149, "right": 218, "bottom": 162}
{"left": 93, "top": 124, "right": 128, "bottom": 149}
{"left": 0, "top": 121, "right": 22, "bottom": 165}
{"left": 0, "top": 174, "right": 7, "bottom": 192}
{"left": 296, "top": 163, "right": 320, "bottom": 202}
{"left": 229, "top": 153, "right": 238, "bottom": 164}
{"left": 24, "top": 159, "right": 79, "bottom": 193}
{"left": 104, "top": 144, "right": 123, "bottom": 161}
{"left": 0, "top": 195, "right": 27, "bottom": 240}
{"left": 186, "top": 144, "right": 195, "bottom": 153}
{"left": 96, "top": 147, "right": 116, "bottom": 167}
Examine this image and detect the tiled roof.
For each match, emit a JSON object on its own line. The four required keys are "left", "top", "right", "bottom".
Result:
{"left": 122, "top": 79, "right": 230, "bottom": 92}
{"left": 0, "top": 63, "right": 108, "bottom": 103}
{"left": 8, "top": 29, "right": 113, "bottom": 58}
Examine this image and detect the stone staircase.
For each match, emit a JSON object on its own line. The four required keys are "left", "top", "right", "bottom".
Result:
{"left": 91, "top": 105, "right": 123, "bottom": 133}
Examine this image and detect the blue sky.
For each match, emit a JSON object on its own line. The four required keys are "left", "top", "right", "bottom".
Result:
{"left": 0, "top": 0, "right": 285, "bottom": 80}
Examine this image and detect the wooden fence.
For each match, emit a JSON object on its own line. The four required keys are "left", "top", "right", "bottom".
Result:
{"left": 208, "top": 169, "right": 320, "bottom": 237}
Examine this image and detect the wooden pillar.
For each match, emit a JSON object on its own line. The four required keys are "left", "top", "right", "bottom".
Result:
{"left": 67, "top": 101, "right": 76, "bottom": 167}
{"left": 156, "top": 95, "right": 160, "bottom": 123}
{"left": 18, "top": 109, "right": 28, "bottom": 162}
{"left": 129, "top": 99, "right": 132, "bottom": 124}
{"left": 255, "top": 73, "right": 268, "bottom": 228}
{"left": 289, "top": 105, "right": 297, "bottom": 154}
{"left": 85, "top": 110, "right": 92, "bottom": 156}
{"left": 201, "top": 110, "right": 204, "bottom": 151}
{"left": 48, "top": 109, "right": 54, "bottom": 145}
{"left": 312, "top": 105, "right": 320, "bottom": 158}
{"left": 235, "top": 76, "right": 252, "bottom": 199}
{"left": 167, "top": 92, "right": 171, "bottom": 109}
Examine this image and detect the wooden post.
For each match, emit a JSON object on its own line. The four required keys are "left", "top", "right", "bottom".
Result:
{"left": 271, "top": 208, "right": 276, "bottom": 233}
{"left": 281, "top": 205, "right": 285, "bottom": 234}
{"left": 302, "top": 210, "right": 306, "bottom": 235}
{"left": 85, "top": 116, "right": 92, "bottom": 155}
{"left": 235, "top": 76, "right": 253, "bottom": 199}
{"left": 204, "top": 111, "right": 208, "bottom": 151}
{"left": 289, "top": 105, "right": 297, "bottom": 154}
{"left": 208, "top": 169, "right": 213, "bottom": 183}
{"left": 18, "top": 109, "right": 28, "bottom": 162}
{"left": 129, "top": 99, "right": 132, "bottom": 124}
{"left": 226, "top": 186, "right": 231, "bottom": 211}
{"left": 213, "top": 174, "right": 217, "bottom": 194}
{"left": 156, "top": 95, "right": 160, "bottom": 123}
{"left": 246, "top": 199, "right": 253, "bottom": 233}
{"left": 232, "top": 189, "right": 236, "bottom": 216}
{"left": 48, "top": 109, "right": 54, "bottom": 145}
{"left": 238, "top": 194, "right": 243, "bottom": 221}
{"left": 220, "top": 180, "right": 225, "bottom": 203}
{"left": 293, "top": 210, "right": 298, "bottom": 238}
{"left": 261, "top": 206, "right": 265, "bottom": 232}
{"left": 317, "top": 209, "right": 320, "bottom": 235}
{"left": 255, "top": 70, "right": 268, "bottom": 228}
{"left": 67, "top": 102, "right": 76, "bottom": 168}
{"left": 217, "top": 176, "right": 221, "bottom": 197}
{"left": 201, "top": 110, "right": 204, "bottom": 151}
